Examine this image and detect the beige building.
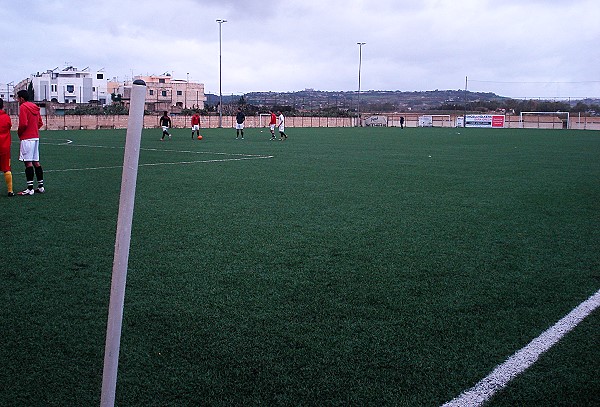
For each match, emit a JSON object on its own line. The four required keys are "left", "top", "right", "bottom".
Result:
{"left": 113, "top": 74, "right": 206, "bottom": 113}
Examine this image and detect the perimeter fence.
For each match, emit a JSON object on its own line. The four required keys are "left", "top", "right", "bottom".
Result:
{"left": 7, "top": 112, "right": 600, "bottom": 130}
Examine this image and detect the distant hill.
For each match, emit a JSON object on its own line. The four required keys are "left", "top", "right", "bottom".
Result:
{"left": 207, "top": 89, "right": 507, "bottom": 112}
{"left": 205, "top": 89, "right": 600, "bottom": 114}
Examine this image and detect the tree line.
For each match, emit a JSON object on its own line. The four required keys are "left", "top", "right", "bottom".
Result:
{"left": 57, "top": 93, "right": 599, "bottom": 117}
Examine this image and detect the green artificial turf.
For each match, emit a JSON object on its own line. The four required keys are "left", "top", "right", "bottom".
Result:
{"left": 1, "top": 126, "right": 598, "bottom": 406}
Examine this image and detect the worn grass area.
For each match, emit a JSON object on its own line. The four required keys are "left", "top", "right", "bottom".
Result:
{"left": 1, "top": 126, "right": 598, "bottom": 406}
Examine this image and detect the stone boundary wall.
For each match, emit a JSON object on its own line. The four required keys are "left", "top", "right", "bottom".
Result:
{"left": 6, "top": 113, "right": 600, "bottom": 131}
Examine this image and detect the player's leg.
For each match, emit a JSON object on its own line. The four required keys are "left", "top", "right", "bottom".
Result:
{"left": 4, "top": 171, "right": 13, "bottom": 196}
{"left": 18, "top": 163, "right": 35, "bottom": 195}
{"left": 18, "top": 140, "right": 35, "bottom": 195}
{"left": 34, "top": 162, "right": 44, "bottom": 193}
{"left": 0, "top": 153, "right": 13, "bottom": 196}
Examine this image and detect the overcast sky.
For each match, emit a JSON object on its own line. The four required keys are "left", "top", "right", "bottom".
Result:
{"left": 2, "top": 0, "right": 599, "bottom": 99}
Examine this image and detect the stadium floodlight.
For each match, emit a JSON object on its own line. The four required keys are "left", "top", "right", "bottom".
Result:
{"left": 216, "top": 19, "right": 227, "bottom": 128}
{"left": 357, "top": 42, "right": 366, "bottom": 127}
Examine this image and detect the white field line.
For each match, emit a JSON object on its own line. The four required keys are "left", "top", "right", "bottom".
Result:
{"left": 45, "top": 156, "right": 273, "bottom": 173}
{"left": 41, "top": 140, "right": 273, "bottom": 173}
{"left": 442, "top": 288, "right": 600, "bottom": 407}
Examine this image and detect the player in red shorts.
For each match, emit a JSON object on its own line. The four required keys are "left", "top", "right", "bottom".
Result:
{"left": 0, "top": 98, "right": 14, "bottom": 197}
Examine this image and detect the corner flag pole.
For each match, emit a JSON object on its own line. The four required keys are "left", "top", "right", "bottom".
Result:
{"left": 100, "top": 79, "right": 147, "bottom": 407}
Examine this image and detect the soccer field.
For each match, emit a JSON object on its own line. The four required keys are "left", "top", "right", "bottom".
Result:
{"left": 1, "top": 126, "right": 598, "bottom": 406}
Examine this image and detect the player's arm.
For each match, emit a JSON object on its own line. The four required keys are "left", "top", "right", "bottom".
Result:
{"left": 17, "top": 105, "right": 26, "bottom": 136}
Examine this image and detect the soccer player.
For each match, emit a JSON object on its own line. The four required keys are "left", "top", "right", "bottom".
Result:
{"left": 16, "top": 90, "right": 45, "bottom": 196}
{"left": 160, "top": 111, "right": 171, "bottom": 141}
{"left": 235, "top": 107, "right": 245, "bottom": 139}
{"left": 191, "top": 111, "right": 201, "bottom": 139}
{"left": 277, "top": 111, "right": 288, "bottom": 141}
{"left": 269, "top": 110, "right": 277, "bottom": 140}
{"left": 0, "top": 99, "right": 14, "bottom": 197}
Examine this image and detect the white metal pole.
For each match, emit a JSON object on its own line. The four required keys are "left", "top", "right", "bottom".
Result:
{"left": 357, "top": 42, "right": 365, "bottom": 127}
{"left": 100, "top": 79, "right": 147, "bottom": 407}
{"left": 217, "top": 19, "right": 227, "bottom": 128}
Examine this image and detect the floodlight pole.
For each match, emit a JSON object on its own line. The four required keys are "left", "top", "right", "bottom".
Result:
{"left": 464, "top": 75, "right": 468, "bottom": 127}
{"left": 7, "top": 81, "right": 14, "bottom": 101}
{"left": 100, "top": 79, "right": 147, "bottom": 407}
{"left": 357, "top": 42, "right": 366, "bottom": 127}
{"left": 185, "top": 72, "right": 189, "bottom": 109}
{"left": 217, "top": 19, "right": 227, "bottom": 128}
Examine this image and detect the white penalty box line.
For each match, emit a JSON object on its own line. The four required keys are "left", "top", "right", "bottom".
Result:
{"left": 442, "top": 288, "right": 600, "bottom": 407}
{"left": 43, "top": 140, "right": 274, "bottom": 173}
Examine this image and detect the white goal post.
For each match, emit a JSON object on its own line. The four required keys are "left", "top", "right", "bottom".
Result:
{"left": 519, "top": 111, "right": 570, "bottom": 129}
{"left": 258, "top": 113, "right": 272, "bottom": 127}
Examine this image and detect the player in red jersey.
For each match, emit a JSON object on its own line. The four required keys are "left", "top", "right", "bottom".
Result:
{"left": 191, "top": 111, "right": 201, "bottom": 139}
{"left": 269, "top": 110, "right": 277, "bottom": 140}
{"left": 0, "top": 98, "right": 14, "bottom": 197}
{"left": 16, "top": 90, "right": 45, "bottom": 196}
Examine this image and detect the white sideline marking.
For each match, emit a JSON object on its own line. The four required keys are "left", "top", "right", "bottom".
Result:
{"left": 442, "top": 289, "right": 600, "bottom": 407}
{"left": 42, "top": 140, "right": 273, "bottom": 172}
{"left": 45, "top": 155, "right": 274, "bottom": 173}
{"left": 64, "top": 142, "right": 270, "bottom": 158}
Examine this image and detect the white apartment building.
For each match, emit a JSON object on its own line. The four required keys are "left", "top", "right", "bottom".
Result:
{"left": 16, "top": 66, "right": 111, "bottom": 105}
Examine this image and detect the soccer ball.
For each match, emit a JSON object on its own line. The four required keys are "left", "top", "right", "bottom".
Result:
{"left": 197, "top": 135, "right": 203, "bottom": 140}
